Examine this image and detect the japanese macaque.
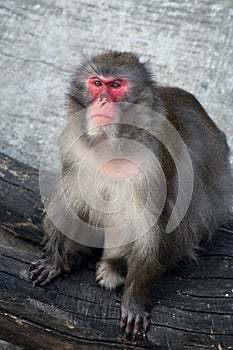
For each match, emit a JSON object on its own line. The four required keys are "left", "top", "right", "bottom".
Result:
{"left": 30, "top": 51, "right": 232, "bottom": 337}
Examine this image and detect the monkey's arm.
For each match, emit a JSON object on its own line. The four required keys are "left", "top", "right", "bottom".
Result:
{"left": 30, "top": 176, "right": 91, "bottom": 286}
{"left": 30, "top": 213, "right": 93, "bottom": 286}
{"left": 30, "top": 215, "right": 72, "bottom": 286}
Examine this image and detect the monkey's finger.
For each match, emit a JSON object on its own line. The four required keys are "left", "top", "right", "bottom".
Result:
{"left": 32, "top": 270, "right": 49, "bottom": 286}
{"left": 95, "top": 272, "right": 104, "bottom": 282}
{"left": 132, "top": 315, "right": 143, "bottom": 337}
{"left": 29, "top": 261, "right": 42, "bottom": 271}
{"left": 120, "top": 316, "right": 127, "bottom": 331}
{"left": 40, "top": 269, "right": 61, "bottom": 287}
{"left": 95, "top": 264, "right": 108, "bottom": 280}
{"left": 31, "top": 267, "right": 45, "bottom": 280}
{"left": 142, "top": 314, "right": 150, "bottom": 335}
{"left": 125, "top": 316, "right": 135, "bottom": 338}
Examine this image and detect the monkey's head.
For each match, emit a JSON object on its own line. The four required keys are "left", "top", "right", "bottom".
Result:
{"left": 66, "top": 51, "right": 157, "bottom": 139}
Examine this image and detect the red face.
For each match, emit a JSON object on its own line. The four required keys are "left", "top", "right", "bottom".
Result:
{"left": 87, "top": 76, "right": 129, "bottom": 126}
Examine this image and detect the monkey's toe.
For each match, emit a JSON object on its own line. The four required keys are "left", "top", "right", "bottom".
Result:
{"left": 30, "top": 259, "right": 61, "bottom": 286}
{"left": 120, "top": 302, "right": 150, "bottom": 338}
{"left": 29, "top": 259, "right": 43, "bottom": 271}
{"left": 96, "top": 261, "right": 125, "bottom": 290}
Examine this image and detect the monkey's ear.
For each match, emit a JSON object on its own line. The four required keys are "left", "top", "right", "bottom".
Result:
{"left": 65, "top": 94, "right": 84, "bottom": 118}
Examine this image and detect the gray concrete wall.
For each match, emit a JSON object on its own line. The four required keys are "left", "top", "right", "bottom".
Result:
{"left": 1, "top": 0, "right": 233, "bottom": 167}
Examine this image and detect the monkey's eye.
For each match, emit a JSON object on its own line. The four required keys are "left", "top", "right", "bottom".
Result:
{"left": 94, "top": 81, "right": 102, "bottom": 87}
{"left": 111, "top": 82, "right": 120, "bottom": 88}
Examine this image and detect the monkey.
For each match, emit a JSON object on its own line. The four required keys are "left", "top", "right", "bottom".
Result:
{"left": 30, "top": 51, "right": 232, "bottom": 337}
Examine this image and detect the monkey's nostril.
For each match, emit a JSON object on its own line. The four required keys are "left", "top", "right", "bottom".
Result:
{"left": 96, "top": 95, "right": 108, "bottom": 106}
{"left": 96, "top": 99, "right": 103, "bottom": 105}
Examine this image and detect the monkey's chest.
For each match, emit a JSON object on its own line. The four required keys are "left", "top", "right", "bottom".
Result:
{"left": 84, "top": 168, "right": 141, "bottom": 210}
{"left": 77, "top": 161, "right": 144, "bottom": 228}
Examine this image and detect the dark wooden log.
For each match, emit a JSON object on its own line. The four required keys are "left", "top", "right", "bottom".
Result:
{"left": 0, "top": 153, "right": 44, "bottom": 244}
{"left": 0, "top": 152, "right": 232, "bottom": 349}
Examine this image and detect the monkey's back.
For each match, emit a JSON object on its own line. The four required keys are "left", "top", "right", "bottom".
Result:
{"left": 157, "top": 87, "right": 232, "bottom": 262}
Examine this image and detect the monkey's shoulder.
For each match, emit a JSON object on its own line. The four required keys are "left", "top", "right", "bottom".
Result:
{"left": 158, "top": 86, "right": 224, "bottom": 139}
{"left": 159, "top": 86, "right": 208, "bottom": 117}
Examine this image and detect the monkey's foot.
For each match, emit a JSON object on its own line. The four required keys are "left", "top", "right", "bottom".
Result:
{"left": 96, "top": 261, "right": 125, "bottom": 290}
{"left": 120, "top": 300, "right": 150, "bottom": 338}
{"left": 29, "top": 259, "right": 69, "bottom": 286}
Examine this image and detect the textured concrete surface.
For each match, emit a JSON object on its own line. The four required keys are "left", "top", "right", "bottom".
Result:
{"left": 0, "top": 0, "right": 232, "bottom": 168}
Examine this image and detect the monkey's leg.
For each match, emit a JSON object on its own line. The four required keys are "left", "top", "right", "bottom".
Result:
{"left": 30, "top": 216, "right": 80, "bottom": 286}
{"left": 96, "top": 257, "right": 127, "bottom": 290}
{"left": 120, "top": 235, "right": 164, "bottom": 337}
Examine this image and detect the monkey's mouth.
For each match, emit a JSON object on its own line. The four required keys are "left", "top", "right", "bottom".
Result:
{"left": 91, "top": 114, "right": 114, "bottom": 126}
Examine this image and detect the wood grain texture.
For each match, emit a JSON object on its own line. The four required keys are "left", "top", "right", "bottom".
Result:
{"left": 0, "top": 153, "right": 232, "bottom": 349}
{"left": 0, "top": 232, "right": 232, "bottom": 349}
{"left": 0, "top": 153, "right": 44, "bottom": 244}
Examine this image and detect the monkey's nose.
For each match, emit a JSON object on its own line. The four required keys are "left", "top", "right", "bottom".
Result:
{"left": 96, "top": 95, "right": 108, "bottom": 106}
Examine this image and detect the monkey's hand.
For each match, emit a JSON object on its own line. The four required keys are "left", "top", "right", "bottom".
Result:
{"left": 120, "top": 297, "right": 150, "bottom": 338}
{"left": 29, "top": 258, "right": 70, "bottom": 287}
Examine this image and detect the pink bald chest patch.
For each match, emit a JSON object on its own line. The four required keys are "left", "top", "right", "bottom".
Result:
{"left": 99, "top": 159, "right": 139, "bottom": 179}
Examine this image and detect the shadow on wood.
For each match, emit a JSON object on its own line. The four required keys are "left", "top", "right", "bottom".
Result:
{"left": 0, "top": 153, "right": 232, "bottom": 349}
